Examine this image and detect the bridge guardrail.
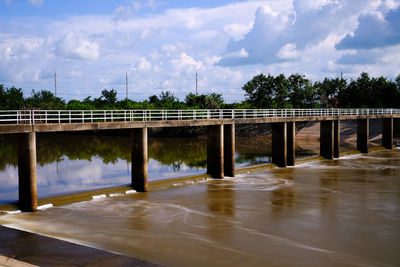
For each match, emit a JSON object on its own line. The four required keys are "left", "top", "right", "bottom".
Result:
{"left": 0, "top": 109, "right": 398, "bottom": 125}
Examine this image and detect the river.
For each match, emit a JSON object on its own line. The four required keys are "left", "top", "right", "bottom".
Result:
{"left": 0, "top": 126, "right": 399, "bottom": 266}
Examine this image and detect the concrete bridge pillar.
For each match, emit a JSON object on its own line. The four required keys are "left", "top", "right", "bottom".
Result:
{"left": 207, "top": 125, "right": 224, "bottom": 178}
{"left": 320, "top": 121, "right": 334, "bottom": 159}
{"left": 334, "top": 120, "right": 340, "bottom": 158}
{"left": 382, "top": 118, "right": 393, "bottom": 149}
{"left": 131, "top": 128, "right": 148, "bottom": 192}
{"left": 272, "top": 122, "right": 287, "bottom": 168}
{"left": 17, "top": 132, "right": 38, "bottom": 212}
{"left": 287, "top": 122, "right": 295, "bottom": 166}
{"left": 357, "top": 119, "right": 369, "bottom": 153}
{"left": 224, "top": 124, "right": 235, "bottom": 177}
{"left": 394, "top": 119, "right": 400, "bottom": 138}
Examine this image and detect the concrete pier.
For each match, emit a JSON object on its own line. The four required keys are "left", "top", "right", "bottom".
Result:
{"left": 320, "top": 121, "right": 334, "bottom": 159}
{"left": 207, "top": 125, "right": 224, "bottom": 178}
{"left": 382, "top": 118, "right": 393, "bottom": 149}
{"left": 334, "top": 120, "right": 340, "bottom": 158}
{"left": 357, "top": 119, "right": 369, "bottom": 153}
{"left": 272, "top": 122, "right": 287, "bottom": 167}
{"left": 287, "top": 122, "right": 295, "bottom": 166}
{"left": 17, "top": 132, "right": 38, "bottom": 212}
{"left": 223, "top": 124, "right": 235, "bottom": 177}
{"left": 131, "top": 128, "right": 148, "bottom": 192}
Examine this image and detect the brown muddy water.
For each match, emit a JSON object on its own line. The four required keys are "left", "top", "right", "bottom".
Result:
{"left": 0, "top": 122, "right": 399, "bottom": 266}
{"left": 1, "top": 148, "right": 400, "bottom": 266}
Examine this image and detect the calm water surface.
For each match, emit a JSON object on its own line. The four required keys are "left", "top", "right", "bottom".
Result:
{"left": 0, "top": 149, "right": 399, "bottom": 266}
{"left": 0, "top": 133, "right": 319, "bottom": 203}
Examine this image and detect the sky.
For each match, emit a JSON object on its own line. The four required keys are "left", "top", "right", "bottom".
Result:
{"left": 1, "top": 0, "right": 400, "bottom": 102}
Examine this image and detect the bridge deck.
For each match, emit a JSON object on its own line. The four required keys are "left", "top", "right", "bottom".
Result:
{"left": 1, "top": 114, "right": 399, "bottom": 134}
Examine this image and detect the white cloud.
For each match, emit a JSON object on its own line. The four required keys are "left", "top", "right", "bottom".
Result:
{"left": 136, "top": 57, "right": 151, "bottom": 71}
{"left": 171, "top": 53, "right": 203, "bottom": 71}
{"left": 55, "top": 33, "right": 100, "bottom": 61}
{"left": 223, "top": 48, "right": 249, "bottom": 59}
{"left": 223, "top": 23, "right": 253, "bottom": 41}
{"left": 277, "top": 43, "right": 300, "bottom": 59}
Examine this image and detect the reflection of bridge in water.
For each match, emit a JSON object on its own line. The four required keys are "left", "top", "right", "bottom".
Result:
{"left": 1, "top": 109, "right": 399, "bottom": 211}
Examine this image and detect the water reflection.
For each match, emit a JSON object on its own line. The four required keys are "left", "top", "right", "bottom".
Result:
{"left": 207, "top": 182, "right": 235, "bottom": 216}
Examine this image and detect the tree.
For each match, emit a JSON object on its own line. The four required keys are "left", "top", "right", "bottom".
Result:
{"left": 287, "top": 74, "right": 318, "bottom": 108}
{"left": 185, "top": 92, "right": 224, "bottom": 109}
{"left": 314, "top": 78, "right": 346, "bottom": 108}
{"left": 0, "top": 85, "right": 24, "bottom": 109}
{"left": 25, "top": 90, "right": 65, "bottom": 109}
{"left": 242, "top": 74, "right": 275, "bottom": 108}
{"left": 100, "top": 89, "right": 117, "bottom": 107}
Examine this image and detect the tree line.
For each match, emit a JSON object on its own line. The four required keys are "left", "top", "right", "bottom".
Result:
{"left": 1, "top": 72, "right": 399, "bottom": 110}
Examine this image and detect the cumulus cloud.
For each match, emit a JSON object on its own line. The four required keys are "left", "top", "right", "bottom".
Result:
{"left": 171, "top": 53, "right": 202, "bottom": 71}
{"left": 55, "top": 33, "right": 100, "bottom": 61}
{"left": 336, "top": 7, "right": 400, "bottom": 50}
{"left": 277, "top": 43, "right": 300, "bottom": 59}
{"left": 217, "top": 0, "right": 376, "bottom": 66}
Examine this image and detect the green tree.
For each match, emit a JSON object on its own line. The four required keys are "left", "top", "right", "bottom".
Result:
{"left": 314, "top": 78, "right": 346, "bottom": 108}
{"left": 287, "top": 74, "right": 317, "bottom": 108}
{"left": 100, "top": 89, "right": 117, "bottom": 107}
{"left": 25, "top": 90, "right": 65, "bottom": 109}
{"left": 242, "top": 74, "right": 275, "bottom": 108}
{"left": 0, "top": 85, "right": 25, "bottom": 109}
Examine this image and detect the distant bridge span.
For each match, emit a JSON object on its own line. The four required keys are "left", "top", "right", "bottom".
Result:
{"left": 1, "top": 108, "right": 399, "bottom": 211}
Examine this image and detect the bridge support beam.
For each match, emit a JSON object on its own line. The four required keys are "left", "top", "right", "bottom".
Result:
{"left": 207, "top": 125, "right": 224, "bottom": 178}
{"left": 131, "top": 128, "right": 148, "bottom": 192}
{"left": 357, "top": 119, "right": 369, "bottom": 153}
{"left": 334, "top": 120, "right": 340, "bottom": 158}
{"left": 272, "top": 122, "right": 287, "bottom": 167}
{"left": 320, "top": 121, "right": 334, "bottom": 159}
{"left": 382, "top": 118, "right": 393, "bottom": 149}
{"left": 224, "top": 124, "right": 235, "bottom": 177}
{"left": 287, "top": 122, "right": 295, "bottom": 166}
{"left": 17, "top": 132, "right": 38, "bottom": 212}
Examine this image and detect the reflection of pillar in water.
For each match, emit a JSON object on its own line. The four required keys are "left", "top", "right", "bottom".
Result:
{"left": 207, "top": 183, "right": 235, "bottom": 216}
{"left": 271, "top": 186, "right": 295, "bottom": 213}
{"left": 206, "top": 182, "right": 235, "bottom": 241}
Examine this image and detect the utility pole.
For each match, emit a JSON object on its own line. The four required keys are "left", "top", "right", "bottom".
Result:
{"left": 126, "top": 72, "right": 128, "bottom": 99}
{"left": 195, "top": 71, "right": 198, "bottom": 95}
{"left": 54, "top": 71, "right": 57, "bottom": 97}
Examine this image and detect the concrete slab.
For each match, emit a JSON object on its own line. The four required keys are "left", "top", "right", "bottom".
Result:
{"left": 0, "top": 226, "right": 162, "bottom": 266}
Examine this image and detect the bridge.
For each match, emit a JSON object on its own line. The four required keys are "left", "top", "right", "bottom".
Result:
{"left": 1, "top": 108, "right": 400, "bottom": 212}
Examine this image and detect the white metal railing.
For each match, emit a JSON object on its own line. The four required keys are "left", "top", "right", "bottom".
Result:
{"left": 0, "top": 109, "right": 399, "bottom": 125}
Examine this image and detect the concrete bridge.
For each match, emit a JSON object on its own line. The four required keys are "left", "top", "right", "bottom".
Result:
{"left": 1, "top": 108, "right": 400, "bottom": 212}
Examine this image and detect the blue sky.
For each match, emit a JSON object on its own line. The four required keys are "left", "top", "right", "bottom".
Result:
{"left": 1, "top": 0, "right": 400, "bottom": 102}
